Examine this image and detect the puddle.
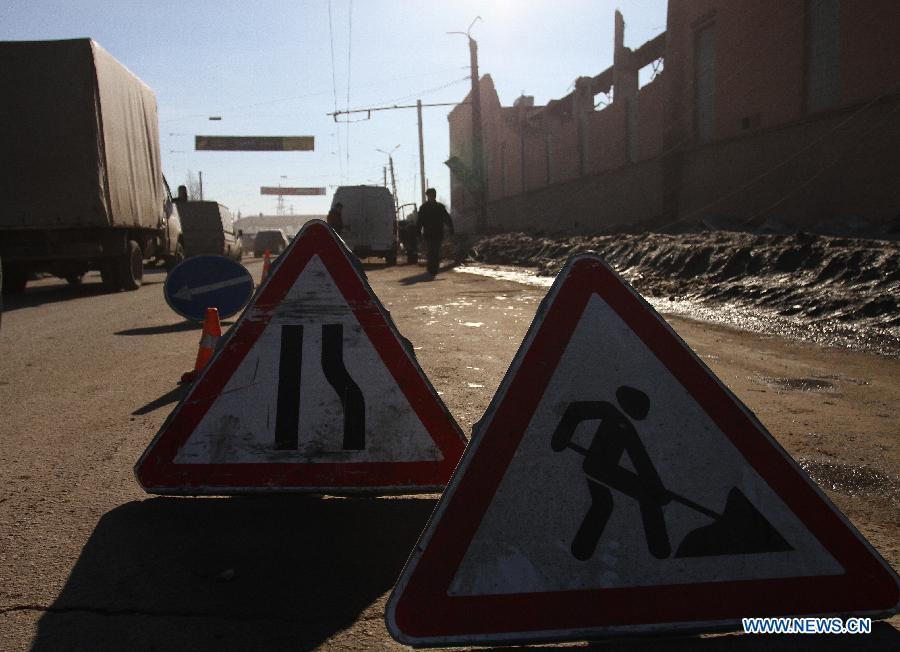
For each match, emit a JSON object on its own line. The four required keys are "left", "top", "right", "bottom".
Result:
{"left": 457, "top": 264, "right": 900, "bottom": 356}
{"left": 799, "top": 459, "right": 900, "bottom": 504}
{"left": 760, "top": 377, "right": 835, "bottom": 392}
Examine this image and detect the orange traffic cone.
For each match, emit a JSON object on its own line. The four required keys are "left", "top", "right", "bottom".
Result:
{"left": 261, "top": 249, "right": 272, "bottom": 283}
{"left": 180, "top": 307, "right": 222, "bottom": 383}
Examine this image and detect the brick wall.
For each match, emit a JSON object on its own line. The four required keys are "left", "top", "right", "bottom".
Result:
{"left": 449, "top": 1, "right": 900, "bottom": 235}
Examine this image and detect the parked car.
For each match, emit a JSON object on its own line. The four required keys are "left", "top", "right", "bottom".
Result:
{"left": 253, "top": 229, "right": 289, "bottom": 257}
{"left": 331, "top": 185, "right": 398, "bottom": 265}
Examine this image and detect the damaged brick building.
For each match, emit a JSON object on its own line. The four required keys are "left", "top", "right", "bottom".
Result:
{"left": 447, "top": 0, "right": 900, "bottom": 235}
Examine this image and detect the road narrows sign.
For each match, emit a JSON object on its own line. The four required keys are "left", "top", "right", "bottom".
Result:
{"left": 137, "top": 220, "right": 466, "bottom": 494}
{"left": 386, "top": 255, "right": 900, "bottom": 646}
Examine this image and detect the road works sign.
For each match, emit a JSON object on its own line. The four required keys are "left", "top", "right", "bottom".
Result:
{"left": 195, "top": 135, "right": 314, "bottom": 151}
{"left": 164, "top": 255, "right": 254, "bottom": 322}
{"left": 137, "top": 220, "right": 466, "bottom": 494}
{"left": 387, "top": 255, "right": 900, "bottom": 646}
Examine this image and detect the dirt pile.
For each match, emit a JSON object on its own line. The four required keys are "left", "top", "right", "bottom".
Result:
{"left": 465, "top": 231, "right": 900, "bottom": 343}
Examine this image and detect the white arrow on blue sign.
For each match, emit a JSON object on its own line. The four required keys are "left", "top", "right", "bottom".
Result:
{"left": 164, "top": 255, "right": 254, "bottom": 322}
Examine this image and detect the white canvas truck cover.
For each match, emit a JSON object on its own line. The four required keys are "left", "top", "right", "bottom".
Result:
{"left": 0, "top": 38, "right": 165, "bottom": 230}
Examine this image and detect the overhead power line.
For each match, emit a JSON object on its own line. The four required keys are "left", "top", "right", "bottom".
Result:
{"left": 346, "top": 0, "right": 354, "bottom": 171}
{"left": 328, "top": 0, "right": 343, "bottom": 181}
{"left": 159, "top": 66, "right": 469, "bottom": 124}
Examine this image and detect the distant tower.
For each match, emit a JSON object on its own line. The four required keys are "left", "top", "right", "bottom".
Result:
{"left": 276, "top": 194, "right": 285, "bottom": 215}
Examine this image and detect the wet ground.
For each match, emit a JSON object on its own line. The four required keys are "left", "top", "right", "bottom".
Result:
{"left": 459, "top": 231, "right": 900, "bottom": 356}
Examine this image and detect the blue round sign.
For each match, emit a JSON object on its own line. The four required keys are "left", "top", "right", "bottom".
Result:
{"left": 164, "top": 255, "right": 255, "bottom": 322}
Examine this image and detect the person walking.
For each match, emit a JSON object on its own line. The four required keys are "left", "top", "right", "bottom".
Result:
{"left": 326, "top": 202, "right": 344, "bottom": 235}
{"left": 416, "top": 188, "right": 454, "bottom": 276}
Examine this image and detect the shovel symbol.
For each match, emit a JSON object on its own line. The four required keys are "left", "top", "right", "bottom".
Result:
{"left": 552, "top": 388, "right": 793, "bottom": 561}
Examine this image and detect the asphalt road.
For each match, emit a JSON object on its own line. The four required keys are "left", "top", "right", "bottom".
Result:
{"left": 0, "top": 257, "right": 898, "bottom": 650}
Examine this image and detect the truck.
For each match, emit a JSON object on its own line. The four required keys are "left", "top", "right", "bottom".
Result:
{"left": 0, "top": 38, "right": 184, "bottom": 294}
{"left": 253, "top": 229, "right": 290, "bottom": 257}
{"left": 176, "top": 195, "right": 243, "bottom": 261}
{"left": 331, "top": 185, "right": 398, "bottom": 265}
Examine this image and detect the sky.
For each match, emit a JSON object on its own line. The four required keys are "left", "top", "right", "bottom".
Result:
{"left": 1, "top": 0, "right": 668, "bottom": 216}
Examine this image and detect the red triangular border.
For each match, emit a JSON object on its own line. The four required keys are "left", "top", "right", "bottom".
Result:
{"left": 387, "top": 255, "right": 900, "bottom": 645}
{"left": 135, "top": 220, "right": 467, "bottom": 494}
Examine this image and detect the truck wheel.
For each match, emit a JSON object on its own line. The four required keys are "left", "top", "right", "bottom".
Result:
{"left": 1, "top": 263, "right": 27, "bottom": 294}
{"left": 385, "top": 251, "right": 397, "bottom": 266}
{"left": 117, "top": 240, "right": 144, "bottom": 291}
{"left": 166, "top": 241, "right": 185, "bottom": 271}
{"left": 407, "top": 252, "right": 418, "bottom": 265}
{"left": 65, "top": 273, "right": 85, "bottom": 286}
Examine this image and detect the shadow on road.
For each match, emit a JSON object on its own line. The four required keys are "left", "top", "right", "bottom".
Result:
{"left": 1, "top": 280, "right": 111, "bottom": 312}
{"left": 115, "top": 321, "right": 200, "bottom": 336}
{"left": 32, "top": 496, "right": 437, "bottom": 650}
{"left": 398, "top": 271, "right": 440, "bottom": 286}
{"left": 2, "top": 272, "right": 166, "bottom": 312}
{"left": 116, "top": 319, "right": 235, "bottom": 336}
{"left": 398, "top": 263, "right": 458, "bottom": 286}
{"left": 132, "top": 384, "right": 189, "bottom": 415}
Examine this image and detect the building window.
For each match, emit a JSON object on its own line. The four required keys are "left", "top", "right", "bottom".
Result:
{"left": 805, "top": 0, "right": 840, "bottom": 114}
{"left": 694, "top": 24, "right": 716, "bottom": 144}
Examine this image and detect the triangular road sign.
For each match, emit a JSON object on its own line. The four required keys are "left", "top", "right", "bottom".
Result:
{"left": 387, "top": 255, "right": 900, "bottom": 646}
{"left": 136, "top": 220, "right": 466, "bottom": 494}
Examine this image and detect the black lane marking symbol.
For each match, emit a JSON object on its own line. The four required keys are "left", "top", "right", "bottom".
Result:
{"left": 551, "top": 385, "right": 792, "bottom": 561}
{"left": 274, "top": 324, "right": 366, "bottom": 451}
{"left": 321, "top": 324, "right": 366, "bottom": 450}
{"left": 275, "top": 325, "right": 303, "bottom": 450}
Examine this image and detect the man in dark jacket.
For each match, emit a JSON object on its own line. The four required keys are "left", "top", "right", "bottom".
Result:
{"left": 416, "top": 188, "right": 454, "bottom": 276}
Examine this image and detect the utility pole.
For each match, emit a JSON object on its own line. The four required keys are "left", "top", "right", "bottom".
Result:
{"left": 198, "top": 170, "right": 204, "bottom": 200}
{"left": 383, "top": 166, "right": 388, "bottom": 188}
{"left": 388, "top": 155, "right": 399, "bottom": 213}
{"left": 377, "top": 145, "right": 401, "bottom": 212}
{"left": 417, "top": 99, "right": 426, "bottom": 205}
{"left": 450, "top": 17, "right": 487, "bottom": 232}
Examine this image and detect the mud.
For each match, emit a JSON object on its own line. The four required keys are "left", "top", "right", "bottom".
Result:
{"left": 799, "top": 460, "right": 900, "bottom": 505}
{"left": 460, "top": 231, "right": 900, "bottom": 356}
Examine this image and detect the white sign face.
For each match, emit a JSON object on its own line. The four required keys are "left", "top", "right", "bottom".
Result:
{"left": 136, "top": 220, "right": 466, "bottom": 494}
{"left": 175, "top": 256, "right": 440, "bottom": 464}
{"left": 448, "top": 294, "right": 840, "bottom": 596}
{"left": 387, "top": 255, "right": 900, "bottom": 647}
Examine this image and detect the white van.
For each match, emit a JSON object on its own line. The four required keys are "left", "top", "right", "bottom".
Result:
{"left": 331, "top": 185, "right": 398, "bottom": 265}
